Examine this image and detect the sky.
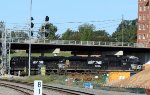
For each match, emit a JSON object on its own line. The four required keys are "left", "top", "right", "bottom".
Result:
{"left": 0, "top": 0, "right": 138, "bottom": 35}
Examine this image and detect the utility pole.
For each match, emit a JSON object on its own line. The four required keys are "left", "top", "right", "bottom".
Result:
{"left": 28, "top": 0, "right": 32, "bottom": 76}
{"left": 122, "top": 15, "right": 124, "bottom": 46}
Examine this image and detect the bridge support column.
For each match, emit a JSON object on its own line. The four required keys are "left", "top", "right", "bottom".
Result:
{"left": 139, "top": 53, "right": 150, "bottom": 64}
{"left": 41, "top": 53, "right": 44, "bottom": 57}
{"left": 88, "top": 53, "right": 91, "bottom": 57}
{"left": 74, "top": 54, "right": 77, "bottom": 56}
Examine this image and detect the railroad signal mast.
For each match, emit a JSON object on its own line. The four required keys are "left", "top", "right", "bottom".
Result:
{"left": 41, "top": 16, "right": 49, "bottom": 42}
{"left": 31, "top": 17, "right": 34, "bottom": 37}
{"left": 44, "top": 16, "right": 49, "bottom": 38}
{"left": 28, "top": 0, "right": 33, "bottom": 76}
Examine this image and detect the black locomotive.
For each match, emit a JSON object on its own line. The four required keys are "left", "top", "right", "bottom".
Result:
{"left": 10, "top": 55, "right": 142, "bottom": 75}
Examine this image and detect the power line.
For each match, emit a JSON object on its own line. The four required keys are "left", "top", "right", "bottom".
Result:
{"left": 122, "top": 15, "right": 124, "bottom": 43}
{"left": 54, "top": 19, "right": 121, "bottom": 24}
{"left": 5, "top": 19, "right": 121, "bottom": 25}
{"left": 100, "top": 24, "right": 120, "bottom": 29}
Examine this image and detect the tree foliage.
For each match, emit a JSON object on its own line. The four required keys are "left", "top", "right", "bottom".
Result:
{"left": 41, "top": 23, "right": 58, "bottom": 40}
{"left": 93, "top": 30, "right": 110, "bottom": 41}
{"left": 78, "top": 24, "right": 95, "bottom": 41}
{"left": 111, "top": 19, "right": 137, "bottom": 42}
{"left": 61, "top": 23, "right": 110, "bottom": 41}
{"left": 61, "top": 19, "right": 137, "bottom": 42}
{"left": 61, "top": 29, "right": 80, "bottom": 40}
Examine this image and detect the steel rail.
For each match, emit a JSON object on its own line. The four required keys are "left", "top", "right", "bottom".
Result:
{"left": 0, "top": 83, "right": 33, "bottom": 95}
{"left": 0, "top": 80, "right": 47, "bottom": 95}
{"left": 0, "top": 79, "right": 95, "bottom": 95}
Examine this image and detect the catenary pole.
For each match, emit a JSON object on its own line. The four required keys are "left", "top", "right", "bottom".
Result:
{"left": 122, "top": 15, "right": 124, "bottom": 46}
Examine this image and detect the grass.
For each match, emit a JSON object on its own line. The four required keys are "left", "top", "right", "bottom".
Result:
{"left": 10, "top": 50, "right": 72, "bottom": 57}
{"left": 15, "top": 75, "right": 68, "bottom": 84}
{"left": 8, "top": 74, "right": 108, "bottom": 89}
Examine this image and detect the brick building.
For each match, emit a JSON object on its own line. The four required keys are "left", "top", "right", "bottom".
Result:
{"left": 137, "top": 0, "right": 150, "bottom": 44}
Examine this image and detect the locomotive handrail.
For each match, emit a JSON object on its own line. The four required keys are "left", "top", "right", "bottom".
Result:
{"left": 2, "top": 38, "right": 147, "bottom": 48}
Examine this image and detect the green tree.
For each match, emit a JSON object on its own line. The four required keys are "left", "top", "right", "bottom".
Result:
{"left": 78, "top": 24, "right": 95, "bottom": 41}
{"left": 93, "top": 30, "right": 110, "bottom": 41}
{"left": 41, "top": 23, "right": 58, "bottom": 40}
{"left": 111, "top": 19, "right": 137, "bottom": 42}
{"left": 61, "top": 29, "right": 80, "bottom": 40}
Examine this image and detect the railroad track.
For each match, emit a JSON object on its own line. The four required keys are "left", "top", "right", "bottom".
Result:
{"left": 43, "top": 85, "right": 95, "bottom": 95}
{"left": 0, "top": 82, "right": 33, "bottom": 95}
{"left": 0, "top": 79, "right": 95, "bottom": 95}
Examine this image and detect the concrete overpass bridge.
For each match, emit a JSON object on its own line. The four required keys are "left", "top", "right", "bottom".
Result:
{"left": 8, "top": 38, "right": 146, "bottom": 50}
{"left": 2, "top": 38, "right": 150, "bottom": 64}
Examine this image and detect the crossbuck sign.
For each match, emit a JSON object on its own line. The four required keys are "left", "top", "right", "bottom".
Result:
{"left": 34, "top": 80, "right": 43, "bottom": 95}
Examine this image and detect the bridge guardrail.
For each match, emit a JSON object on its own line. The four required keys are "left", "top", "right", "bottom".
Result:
{"left": 1, "top": 38, "right": 147, "bottom": 48}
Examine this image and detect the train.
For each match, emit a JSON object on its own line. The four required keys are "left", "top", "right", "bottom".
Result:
{"left": 10, "top": 55, "right": 143, "bottom": 75}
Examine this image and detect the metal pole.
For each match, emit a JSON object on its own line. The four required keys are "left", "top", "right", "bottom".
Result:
{"left": 8, "top": 42, "right": 11, "bottom": 75}
{"left": 3, "top": 26, "right": 7, "bottom": 75}
{"left": 44, "top": 24, "right": 45, "bottom": 44}
{"left": 122, "top": 15, "right": 124, "bottom": 46}
{"left": 28, "top": 0, "right": 32, "bottom": 76}
{"left": 8, "top": 30, "right": 11, "bottom": 75}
